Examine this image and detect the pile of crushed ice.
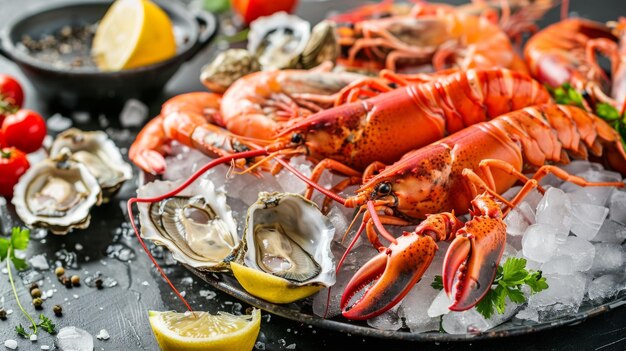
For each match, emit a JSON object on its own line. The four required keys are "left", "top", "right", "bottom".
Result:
{"left": 162, "top": 146, "right": 626, "bottom": 335}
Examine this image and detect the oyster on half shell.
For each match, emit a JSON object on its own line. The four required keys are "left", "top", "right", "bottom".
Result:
{"left": 240, "top": 192, "right": 336, "bottom": 292}
{"left": 137, "top": 178, "right": 240, "bottom": 272}
{"left": 50, "top": 128, "right": 132, "bottom": 201}
{"left": 12, "top": 150, "right": 102, "bottom": 235}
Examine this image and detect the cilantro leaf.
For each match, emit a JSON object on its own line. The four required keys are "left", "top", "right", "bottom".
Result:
{"left": 38, "top": 314, "right": 57, "bottom": 334}
{"left": 475, "top": 289, "right": 498, "bottom": 319}
{"left": 506, "top": 287, "right": 526, "bottom": 304}
{"left": 15, "top": 324, "right": 30, "bottom": 338}
{"left": 0, "top": 238, "right": 9, "bottom": 262}
{"left": 431, "top": 275, "right": 443, "bottom": 290}
{"left": 525, "top": 271, "right": 549, "bottom": 293}
{"left": 11, "top": 227, "right": 29, "bottom": 251}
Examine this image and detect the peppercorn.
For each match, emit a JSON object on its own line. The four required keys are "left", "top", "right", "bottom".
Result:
{"left": 30, "top": 288, "right": 42, "bottom": 298}
{"left": 95, "top": 278, "right": 103, "bottom": 289}
{"left": 0, "top": 308, "right": 6, "bottom": 320}
{"left": 70, "top": 275, "right": 80, "bottom": 286}
{"left": 52, "top": 305, "right": 62, "bottom": 317}
{"left": 29, "top": 283, "right": 39, "bottom": 292}
{"left": 33, "top": 298, "right": 43, "bottom": 309}
{"left": 55, "top": 267, "right": 65, "bottom": 277}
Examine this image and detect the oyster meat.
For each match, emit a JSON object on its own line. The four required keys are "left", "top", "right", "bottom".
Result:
{"left": 12, "top": 150, "right": 102, "bottom": 235}
{"left": 50, "top": 128, "right": 132, "bottom": 200}
{"left": 247, "top": 12, "right": 311, "bottom": 70}
{"left": 242, "top": 192, "right": 335, "bottom": 287}
{"left": 138, "top": 178, "right": 240, "bottom": 271}
{"left": 200, "top": 49, "right": 261, "bottom": 93}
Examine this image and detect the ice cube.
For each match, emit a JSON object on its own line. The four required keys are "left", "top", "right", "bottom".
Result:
{"left": 568, "top": 187, "right": 612, "bottom": 207}
{"left": 441, "top": 303, "right": 518, "bottom": 334}
{"left": 428, "top": 290, "right": 452, "bottom": 318}
{"left": 541, "top": 256, "right": 577, "bottom": 275}
{"left": 399, "top": 280, "right": 440, "bottom": 333}
{"left": 276, "top": 156, "right": 312, "bottom": 194}
{"left": 590, "top": 243, "right": 624, "bottom": 275}
{"left": 609, "top": 190, "right": 626, "bottom": 226}
{"left": 516, "top": 273, "right": 586, "bottom": 322}
{"left": 569, "top": 203, "right": 609, "bottom": 240}
{"left": 56, "top": 327, "right": 94, "bottom": 351}
{"left": 587, "top": 274, "right": 625, "bottom": 302}
{"left": 553, "top": 236, "right": 595, "bottom": 271}
{"left": 560, "top": 160, "right": 598, "bottom": 176}
{"left": 28, "top": 254, "right": 49, "bottom": 270}
{"left": 119, "top": 99, "right": 148, "bottom": 128}
{"left": 312, "top": 263, "right": 357, "bottom": 318}
{"left": 592, "top": 220, "right": 626, "bottom": 243}
{"left": 535, "top": 188, "right": 572, "bottom": 237}
{"left": 46, "top": 113, "right": 73, "bottom": 132}
{"left": 521, "top": 224, "right": 559, "bottom": 263}
{"left": 505, "top": 202, "right": 535, "bottom": 236}
{"left": 502, "top": 186, "right": 522, "bottom": 201}
{"left": 367, "top": 306, "right": 402, "bottom": 331}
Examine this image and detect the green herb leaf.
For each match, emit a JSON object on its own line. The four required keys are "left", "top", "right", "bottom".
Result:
{"left": 38, "top": 314, "right": 57, "bottom": 334}
{"left": 431, "top": 275, "right": 443, "bottom": 290}
{"left": 0, "top": 238, "right": 9, "bottom": 262}
{"left": 596, "top": 103, "right": 621, "bottom": 121}
{"left": 501, "top": 257, "right": 528, "bottom": 283}
{"left": 11, "top": 227, "right": 29, "bottom": 251}
{"left": 15, "top": 324, "right": 30, "bottom": 338}
{"left": 10, "top": 256, "right": 28, "bottom": 271}
{"left": 476, "top": 288, "right": 498, "bottom": 319}
{"left": 475, "top": 257, "right": 549, "bottom": 319}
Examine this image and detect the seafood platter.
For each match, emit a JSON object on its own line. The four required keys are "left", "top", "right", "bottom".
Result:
{"left": 4, "top": 0, "right": 626, "bottom": 345}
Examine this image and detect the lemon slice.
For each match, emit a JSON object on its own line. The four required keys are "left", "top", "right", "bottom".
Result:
{"left": 231, "top": 262, "right": 323, "bottom": 304}
{"left": 149, "top": 308, "right": 261, "bottom": 351}
{"left": 92, "top": 0, "right": 176, "bottom": 71}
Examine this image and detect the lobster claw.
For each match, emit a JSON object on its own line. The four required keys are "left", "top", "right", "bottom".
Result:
{"left": 340, "top": 233, "right": 438, "bottom": 320}
{"left": 442, "top": 217, "right": 507, "bottom": 311}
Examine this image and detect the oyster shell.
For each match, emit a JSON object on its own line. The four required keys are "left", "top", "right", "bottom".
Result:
{"left": 200, "top": 49, "right": 261, "bottom": 93}
{"left": 12, "top": 150, "right": 102, "bottom": 235}
{"left": 50, "top": 128, "right": 132, "bottom": 201}
{"left": 242, "top": 192, "right": 335, "bottom": 287}
{"left": 137, "top": 178, "right": 240, "bottom": 271}
{"left": 300, "top": 21, "right": 339, "bottom": 69}
{"left": 247, "top": 12, "right": 311, "bottom": 70}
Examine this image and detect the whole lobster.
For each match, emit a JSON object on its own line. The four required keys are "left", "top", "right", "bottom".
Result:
{"left": 327, "top": 104, "right": 626, "bottom": 320}
{"left": 129, "top": 68, "right": 551, "bottom": 177}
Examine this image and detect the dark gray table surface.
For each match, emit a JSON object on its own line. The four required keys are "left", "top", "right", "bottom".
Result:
{"left": 1, "top": 0, "right": 626, "bottom": 350}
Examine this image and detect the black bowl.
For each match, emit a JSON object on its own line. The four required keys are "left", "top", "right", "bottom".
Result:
{"left": 0, "top": 0, "right": 217, "bottom": 109}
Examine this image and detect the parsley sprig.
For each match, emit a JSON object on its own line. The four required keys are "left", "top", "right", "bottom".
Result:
{"left": 550, "top": 83, "right": 626, "bottom": 150}
{"left": 432, "top": 257, "right": 548, "bottom": 319}
{"left": 1, "top": 227, "right": 38, "bottom": 337}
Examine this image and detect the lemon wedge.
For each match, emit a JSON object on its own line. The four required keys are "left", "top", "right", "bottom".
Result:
{"left": 92, "top": 0, "right": 176, "bottom": 71}
{"left": 148, "top": 308, "right": 261, "bottom": 351}
{"left": 231, "top": 262, "right": 323, "bottom": 304}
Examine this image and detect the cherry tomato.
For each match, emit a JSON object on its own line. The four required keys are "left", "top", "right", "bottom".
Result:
{"left": 0, "top": 147, "right": 30, "bottom": 199}
{"left": 0, "top": 130, "right": 5, "bottom": 148}
{"left": 2, "top": 109, "right": 46, "bottom": 154}
{"left": 0, "top": 75, "right": 24, "bottom": 125}
{"left": 231, "top": 0, "right": 298, "bottom": 25}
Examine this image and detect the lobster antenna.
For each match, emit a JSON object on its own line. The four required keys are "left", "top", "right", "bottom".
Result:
{"left": 275, "top": 157, "right": 347, "bottom": 205}
{"left": 367, "top": 201, "right": 398, "bottom": 244}
{"left": 324, "top": 220, "right": 368, "bottom": 319}
{"left": 126, "top": 149, "right": 267, "bottom": 312}
{"left": 341, "top": 206, "right": 366, "bottom": 243}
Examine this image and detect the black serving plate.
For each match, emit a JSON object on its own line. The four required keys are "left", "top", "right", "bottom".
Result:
{"left": 0, "top": 0, "right": 217, "bottom": 109}
{"left": 187, "top": 266, "right": 626, "bottom": 341}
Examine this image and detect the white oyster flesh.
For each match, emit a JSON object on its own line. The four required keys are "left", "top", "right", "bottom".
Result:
{"left": 244, "top": 192, "right": 336, "bottom": 287}
{"left": 137, "top": 177, "right": 240, "bottom": 271}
